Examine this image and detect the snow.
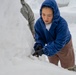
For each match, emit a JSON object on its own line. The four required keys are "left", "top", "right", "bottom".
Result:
{"left": 56, "top": 0, "right": 70, "bottom": 7}
{"left": 0, "top": 0, "right": 76, "bottom": 75}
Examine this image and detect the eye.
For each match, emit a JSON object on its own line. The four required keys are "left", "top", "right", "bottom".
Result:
{"left": 47, "top": 14, "right": 53, "bottom": 17}
{"left": 42, "top": 13, "right": 45, "bottom": 16}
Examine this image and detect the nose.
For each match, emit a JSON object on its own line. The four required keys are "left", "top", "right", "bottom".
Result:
{"left": 44, "top": 16, "right": 48, "bottom": 22}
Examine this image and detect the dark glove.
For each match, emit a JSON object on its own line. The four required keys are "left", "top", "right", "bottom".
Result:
{"left": 33, "top": 49, "right": 44, "bottom": 57}
{"left": 34, "top": 45, "right": 43, "bottom": 51}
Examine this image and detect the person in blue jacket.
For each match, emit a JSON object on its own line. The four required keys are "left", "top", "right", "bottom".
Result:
{"left": 33, "top": 0, "right": 75, "bottom": 69}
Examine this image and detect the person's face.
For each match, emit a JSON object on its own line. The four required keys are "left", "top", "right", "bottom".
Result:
{"left": 42, "top": 7, "right": 53, "bottom": 25}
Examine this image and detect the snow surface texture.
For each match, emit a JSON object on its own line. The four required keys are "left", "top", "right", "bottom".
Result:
{"left": 56, "top": 0, "right": 70, "bottom": 7}
{"left": 0, "top": 0, "right": 76, "bottom": 75}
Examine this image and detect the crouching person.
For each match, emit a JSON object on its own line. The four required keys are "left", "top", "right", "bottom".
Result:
{"left": 33, "top": 0, "right": 75, "bottom": 70}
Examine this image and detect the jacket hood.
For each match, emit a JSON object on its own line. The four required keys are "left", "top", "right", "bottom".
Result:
{"left": 40, "top": 0, "right": 60, "bottom": 22}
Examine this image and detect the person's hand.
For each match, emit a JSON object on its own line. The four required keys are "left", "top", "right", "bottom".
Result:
{"left": 32, "top": 49, "right": 44, "bottom": 57}
{"left": 35, "top": 45, "right": 43, "bottom": 51}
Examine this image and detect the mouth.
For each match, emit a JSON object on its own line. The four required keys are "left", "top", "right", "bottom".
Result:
{"left": 45, "top": 21, "right": 49, "bottom": 24}
{"left": 45, "top": 21, "right": 48, "bottom": 23}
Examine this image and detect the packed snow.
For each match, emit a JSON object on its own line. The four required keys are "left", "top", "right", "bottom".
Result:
{"left": 0, "top": 0, "right": 76, "bottom": 75}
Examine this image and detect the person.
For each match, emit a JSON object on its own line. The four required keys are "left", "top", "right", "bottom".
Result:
{"left": 20, "top": 0, "right": 35, "bottom": 36}
{"left": 33, "top": 0, "right": 75, "bottom": 70}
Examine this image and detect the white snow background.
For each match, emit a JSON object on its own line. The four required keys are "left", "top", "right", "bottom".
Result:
{"left": 0, "top": 0, "right": 76, "bottom": 75}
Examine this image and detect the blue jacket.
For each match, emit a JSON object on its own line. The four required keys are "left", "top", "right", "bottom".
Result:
{"left": 34, "top": 0, "right": 71, "bottom": 56}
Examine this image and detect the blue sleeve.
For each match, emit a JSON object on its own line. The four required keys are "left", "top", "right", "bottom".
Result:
{"left": 34, "top": 21, "right": 45, "bottom": 49}
{"left": 43, "top": 22, "right": 71, "bottom": 56}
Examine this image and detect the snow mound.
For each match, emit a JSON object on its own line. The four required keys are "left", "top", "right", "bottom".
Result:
{"left": 0, "top": 0, "right": 34, "bottom": 62}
